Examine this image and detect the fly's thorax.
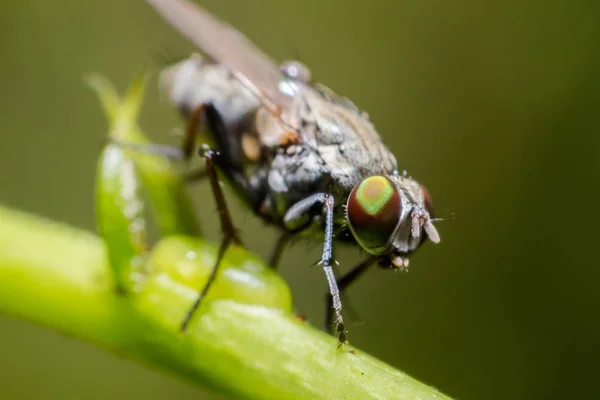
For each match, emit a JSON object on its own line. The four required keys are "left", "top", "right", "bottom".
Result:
{"left": 293, "top": 85, "right": 398, "bottom": 175}
{"left": 345, "top": 174, "right": 440, "bottom": 266}
{"left": 255, "top": 81, "right": 397, "bottom": 183}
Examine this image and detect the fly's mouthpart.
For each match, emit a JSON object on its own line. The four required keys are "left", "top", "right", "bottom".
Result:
{"left": 391, "top": 254, "right": 410, "bottom": 271}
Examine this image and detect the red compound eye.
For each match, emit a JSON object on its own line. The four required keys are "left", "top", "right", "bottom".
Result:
{"left": 346, "top": 176, "right": 402, "bottom": 253}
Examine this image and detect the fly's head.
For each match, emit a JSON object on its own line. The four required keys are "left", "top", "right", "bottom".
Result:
{"left": 345, "top": 174, "right": 440, "bottom": 270}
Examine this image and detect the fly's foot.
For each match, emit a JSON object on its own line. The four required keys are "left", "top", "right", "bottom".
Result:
{"left": 336, "top": 322, "right": 348, "bottom": 348}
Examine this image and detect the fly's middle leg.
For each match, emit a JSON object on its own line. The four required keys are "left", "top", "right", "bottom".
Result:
{"left": 180, "top": 105, "right": 270, "bottom": 331}
{"left": 284, "top": 193, "right": 348, "bottom": 345}
{"left": 180, "top": 148, "right": 243, "bottom": 332}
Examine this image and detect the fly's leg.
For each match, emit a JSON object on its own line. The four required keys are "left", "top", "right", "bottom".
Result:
{"left": 284, "top": 193, "right": 347, "bottom": 345}
{"left": 324, "top": 256, "right": 377, "bottom": 334}
{"left": 111, "top": 102, "right": 264, "bottom": 329}
{"left": 180, "top": 103, "right": 271, "bottom": 331}
{"left": 320, "top": 195, "right": 347, "bottom": 345}
{"left": 180, "top": 148, "right": 243, "bottom": 332}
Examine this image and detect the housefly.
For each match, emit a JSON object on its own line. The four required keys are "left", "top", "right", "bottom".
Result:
{"left": 146, "top": 0, "right": 441, "bottom": 344}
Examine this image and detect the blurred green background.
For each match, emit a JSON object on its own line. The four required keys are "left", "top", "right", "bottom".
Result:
{"left": 1, "top": 0, "right": 599, "bottom": 399}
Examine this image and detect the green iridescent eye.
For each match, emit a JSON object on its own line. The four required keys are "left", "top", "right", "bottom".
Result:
{"left": 346, "top": 176, "right": 402, "bottom": 253}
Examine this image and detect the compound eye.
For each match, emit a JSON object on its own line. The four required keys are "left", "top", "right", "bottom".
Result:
{"left": 346, "top": 176, "right": 402, "bottom": 253}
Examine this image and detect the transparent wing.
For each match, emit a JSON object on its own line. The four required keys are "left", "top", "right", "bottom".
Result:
{"left": 147, "top": 0, "right": 289, "bottom": 109}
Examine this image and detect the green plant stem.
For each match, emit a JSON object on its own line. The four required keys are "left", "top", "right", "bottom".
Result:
{"left": 0, "top": 205, "right": 451, "bottom": 400}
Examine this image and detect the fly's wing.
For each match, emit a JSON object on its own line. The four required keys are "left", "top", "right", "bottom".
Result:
{"left": 147, "top": 0, "right": 290, "bottom": 110}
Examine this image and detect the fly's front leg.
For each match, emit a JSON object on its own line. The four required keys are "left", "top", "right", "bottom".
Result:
{"left": 180, "top": 148, "right": 243, "bottom": 332}
{"left": 324, "top": 256, "right": 377, "bottom": 334}
{"left": 284, "top": 193, "right": 347, "bottom": 345}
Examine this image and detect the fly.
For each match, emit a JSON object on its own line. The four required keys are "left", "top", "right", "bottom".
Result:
{"left": 146, "top": 0, "right": 441, "bottom": 345}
